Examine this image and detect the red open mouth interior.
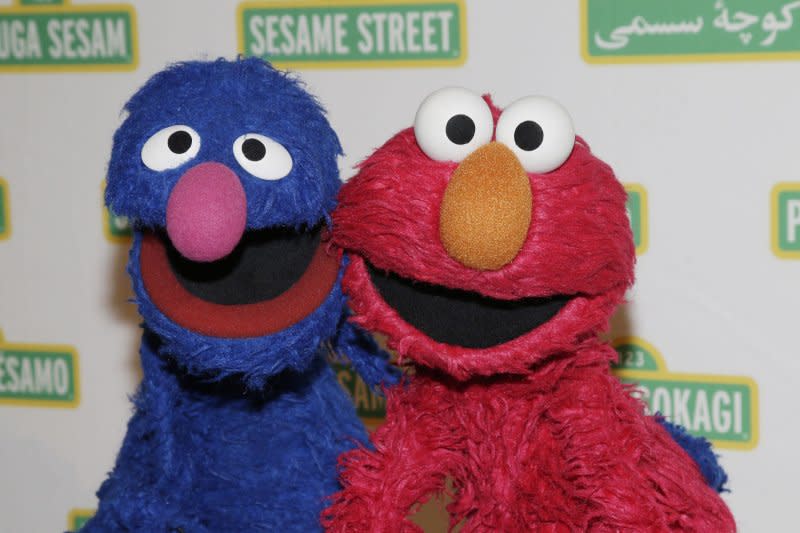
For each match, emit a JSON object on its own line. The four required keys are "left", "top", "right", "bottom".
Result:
{"left": 140, "top": 225, "right": 340, "bottom": 338}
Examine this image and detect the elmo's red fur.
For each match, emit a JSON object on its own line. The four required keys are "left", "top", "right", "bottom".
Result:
{"left": 324, "top": 96, "right": 735, "bottom": 532}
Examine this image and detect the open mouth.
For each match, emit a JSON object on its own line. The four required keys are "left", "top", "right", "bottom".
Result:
{"left": 367, "top": 262, "right": 571, "bottom": 349}
{"left": 140, "top": 224, "right": 340, "bottom": 338}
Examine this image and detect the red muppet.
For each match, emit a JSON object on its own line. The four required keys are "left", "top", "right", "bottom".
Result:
{"left": 323, "top": 88, "right": 735, "bottom": 532}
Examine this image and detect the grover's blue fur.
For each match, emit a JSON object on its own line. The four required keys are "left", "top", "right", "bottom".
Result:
{"left": 81, "top": 58, "right": 396, "bottom": 532}
{"left": 659, "top": 417, "right": 729, "bottom": 493}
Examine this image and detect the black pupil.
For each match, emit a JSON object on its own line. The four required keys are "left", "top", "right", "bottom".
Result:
{"left": 167, "top": 131, "right": 193, "bottom": 154}
{"left": 514, "top": 121, "right": 544, "bottom": 151}
{"left": 242, "top": 138, "right": 267, "bottom": 161}
{"left": 445, "top": 114, "right": 476, "bottom": 145}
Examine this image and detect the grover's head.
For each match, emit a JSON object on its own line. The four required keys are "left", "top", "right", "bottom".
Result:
{"left": 333, "top": 88, "right": 635, "bottom": 380}
{"left": 106, "top": 58, "right": 344, "bottom": 386}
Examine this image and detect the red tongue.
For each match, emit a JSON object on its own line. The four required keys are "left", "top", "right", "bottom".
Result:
{"left": 166, "top": 162, "right": 247, "bottom": 262}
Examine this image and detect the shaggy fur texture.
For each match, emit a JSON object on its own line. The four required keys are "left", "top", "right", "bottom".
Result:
{"left": 660, "top": 417, "right": 729, "bottom": 493}
{"left": 81, "top": 58, "right": 395, "bottom": 532}
{"left": 323, "top": 95, "right": 735, "bottom": 531}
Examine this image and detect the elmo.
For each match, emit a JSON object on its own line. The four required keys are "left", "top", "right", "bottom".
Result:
{"left": 81, "top": 58, "right": 394, "bottom": 532}
{"left": 324, "top": 88, "right": 735, "bottom": 532}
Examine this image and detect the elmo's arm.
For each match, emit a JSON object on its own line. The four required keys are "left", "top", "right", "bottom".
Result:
{"left": 323, "top": 379, "right": 460, "bottom": 533}
{"left": 550, "top": 366, "right": 736, "bottom": 532}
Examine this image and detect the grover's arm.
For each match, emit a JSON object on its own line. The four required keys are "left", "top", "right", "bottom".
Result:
{"left": 658, "top": 416, "right": 729, "bottom": 493}
{"left": 332, "top": 317, "right": 401, "bottom": 390}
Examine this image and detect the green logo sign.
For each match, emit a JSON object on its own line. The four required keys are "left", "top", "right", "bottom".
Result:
{"left": 583, "top": 0, "right": 800, "bottom": 63}
{"left": 0, "top": 330, "right": 80, "bottom": 407}
{"left": 772, "top": 182, "right": 800, "bottom": 258}
{"left": 626, "top": 376, "right": 753, "bottom": 444}
{"left": 21, "top": 0, "right": 64, "bottom": 6}
{"left": 105, "top": 207, "right": 132, "bottom": 241}
{"left": 612, "top": 337, "right": 758, "bottom": 450}
{"left": 0, "top": 177, "right": 9, "bottom": 240}
{"left": 102, "top": 180, "right": 132, "bottom": 242}
{"left": 68, "top": 509, "right": 94, "bottom": 531}
{"left": 613, "top": 338, "right": 663, "bottom": 371}
{"left": 238, "top": 0, "right": 466, "bottom": 68}
{"left": 326, "top": 343, "right": 386, "bottom": 426}
{"left": 624, "top": 183, "right": 648, "bottom": 255}
{"left": 0, "top": 0, "right": 138, "bottom": 71}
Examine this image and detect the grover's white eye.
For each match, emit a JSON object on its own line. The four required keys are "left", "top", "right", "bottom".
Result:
{"left": 413, "top": 87, "right": 494, "bottom": 162}
{"left": 233, "top": 133, "right": 293, "bottom": 181}
{"left": 141, "top": 125, "right": 201, "bottom": 171}
{"left": 495, "top": 96, "right": 575, "bottom": 174}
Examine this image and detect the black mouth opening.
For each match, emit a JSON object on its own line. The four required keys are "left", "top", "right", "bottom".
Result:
{"left": 367, "top": 262, "right": 572, "bottom": 349}
{"left": 165, "top": 224, "right": 323, "bottom": 305}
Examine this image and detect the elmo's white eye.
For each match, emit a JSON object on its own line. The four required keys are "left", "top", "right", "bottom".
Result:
{"left": 233, "top": 134, "right": 293, "bottom": 181}
{"left": 413, "top": 87, "right": 494, "bottom": 162}
{"left": 141, "top": 125, "right": 201, "bottom": 171}
{"left": 495, "top": 96, "right": 575, "bottom": 174}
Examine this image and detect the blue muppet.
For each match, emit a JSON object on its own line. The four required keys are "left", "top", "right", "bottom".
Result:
{"left": 80, "top": 58, "right": 396, "bottom": 532}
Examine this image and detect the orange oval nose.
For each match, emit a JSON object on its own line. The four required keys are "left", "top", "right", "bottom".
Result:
{"left": 439, "top": 142, "right": 532, "bottom": 271}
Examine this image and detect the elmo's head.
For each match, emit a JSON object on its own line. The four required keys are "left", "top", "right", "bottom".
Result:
{"left": 334, "top": 88, "right": 634, "bottom": 380}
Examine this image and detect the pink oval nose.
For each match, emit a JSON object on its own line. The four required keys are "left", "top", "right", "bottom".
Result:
{"left": 166, "top": 162, "right": 247, "bottom": 262}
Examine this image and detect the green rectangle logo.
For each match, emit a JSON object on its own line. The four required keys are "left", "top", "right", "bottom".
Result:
{"left": 105, "top": 207, "right": 132, "bottom": 241}
{"left": 583, "top": 0, "right": 800, "bottom": 63}
{"left": 624, "top": 184, "right": 648, "bottom": 255}
{"left": 620, "top": 375, "right": 754, "bottom": 445}
{"left": 0, "top": 348, "right": 78, "bottom": 405}
{"left": 773, "top": 183, "right": 800, "bottom": 258}
{"left": 613, "top": 337, "right": 758, "bottom": 450}
{"left": 68, "top": 508, "right": 94, "bottom": 531}
{"left": 102, "top": 180, "right": 132, "bottom": 242}
{"left": 0, "top": 178, "right": 8, "bottom": 239}
{"left": 613, "top": 340, "right": 661, "bottom": 371}
{"left": 21, "top": 0, "right": 65, "bottom": 6}
{"left": 0, "top": 4, "right": 137, "bottom": 70}
{"left": 238, "top": 1, "right": 465, "bottom": 68}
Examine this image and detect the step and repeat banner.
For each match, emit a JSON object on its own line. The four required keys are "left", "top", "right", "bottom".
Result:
{"left": 1, "top": 1, "right": 796, "bottom": 531}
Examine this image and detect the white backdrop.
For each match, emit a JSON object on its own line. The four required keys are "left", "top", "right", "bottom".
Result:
{"left": 0, "top": 1, "right": 797, "bottom": 531}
